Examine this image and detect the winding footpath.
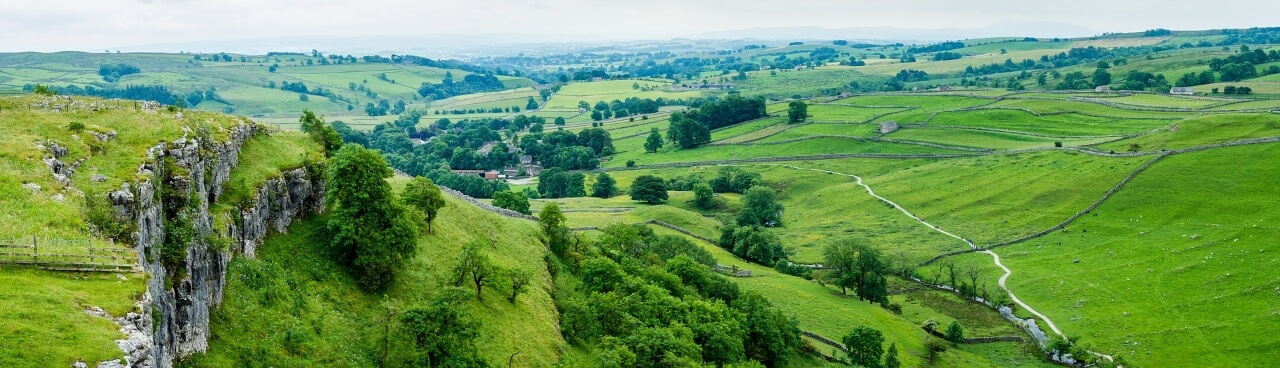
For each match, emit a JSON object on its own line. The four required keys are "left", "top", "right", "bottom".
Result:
{"left": 753, "top": 163, "right": 1067, "bottom": 338}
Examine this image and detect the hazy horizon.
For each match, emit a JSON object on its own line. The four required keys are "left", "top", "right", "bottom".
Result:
{"left": 3, "top": 0, "right": 1279, "bottom": 53}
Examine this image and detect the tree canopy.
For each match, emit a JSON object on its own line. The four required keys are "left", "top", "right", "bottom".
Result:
{"left": 629, "top": 175, "right": 669, "bottom": 203}
{"left": 326, "top": 144, "right": 419, "bottom": 292}
{"left": 401, "top": 177, "right": 447, "bottom": 233}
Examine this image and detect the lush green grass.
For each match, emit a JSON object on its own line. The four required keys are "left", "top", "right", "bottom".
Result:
{"left": 0, "top": 269, "right": 146, "bottom": 367}
{"left": 1101, "top": 93, "right": 1228, "bottom": 109}
{"left": 948, "top": 142, "right": 1280, "bottom": 368}
{"left": 866, "top": 151, "right": 1146, "bottom": 246}
{"left": 752, "top": 123, "right": 882, "bottom": 143}
{"left": 887, "top": 127, "right": 1120, "bottom": 150}
{"left": 806, "top": 104, "right": 910, "bottom": 122}
{"left": 193, "top": 191, "right": 564, "bottom": 367}
{"left": 543, "top": 79, "right": 704, "bottom": 110}
{"left": 987, "top": 99, "right": 1198, "bottom": 119}
{"left": 710, "top": 116, "right": 787, "bottom": 141}
{"left": 610, "top": 137, "right": 967, "bottom": 168}
{"left": 1096, "top": 113, "right": 1280, "bottom": 152}
{"left": 927, "top": 109, "right": 1177, "bottom": 136}
{"left": 216, "top": 131, "right": 322, "bottom": 207}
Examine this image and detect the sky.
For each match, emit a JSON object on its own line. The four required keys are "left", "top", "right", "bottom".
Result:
{"left": 1, "top": 0, "right": 1278, "bottom": 52}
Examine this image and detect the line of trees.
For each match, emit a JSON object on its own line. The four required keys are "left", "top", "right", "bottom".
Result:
{"left": 667, "top": 95, "right": 766, "bottom": 148}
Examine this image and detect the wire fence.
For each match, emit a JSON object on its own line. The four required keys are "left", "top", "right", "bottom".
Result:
{"left": 0, "top": 237, "right": 140, "bottom": 273}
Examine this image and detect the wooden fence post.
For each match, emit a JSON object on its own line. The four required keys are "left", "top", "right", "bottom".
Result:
{"left": 32, "top": 236, "right": 38, "bottom": 262}
{"left": 88, "top": 238, "right": 94, "bottom": 265}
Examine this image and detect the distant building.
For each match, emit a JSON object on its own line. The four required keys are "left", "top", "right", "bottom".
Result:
{"left": 451, "top": 169, "right": 485, "bottom": 177}
{"left": 523, "top": 165, "right": 543, "bottom": 177}
{"left": 477, "top": 141, "right": 497, "bottom": 155}
{"left": 1094, "top": 86, "right": 1111, "bottom": 93}
{"left": 838, "top": 91, "right": 854, "bottom": 98}
{"left": 519, "top": 155, "right": 534, "bottom": 165}
{"left": 935, "top": 86, "right": 952, "bottom": 92}
{"left": 483, "top": 171, "right": 500, "bottom": 180}
{"left": 880, "top": 121, "right": 900, "bottom": 134}
{"left": 1170, "top": 87, "right": 1194, "bottom": 95}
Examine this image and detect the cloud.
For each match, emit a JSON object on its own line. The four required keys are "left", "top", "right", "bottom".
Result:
{"left": 0, "top": 0, "right": 1277, "bottom": 52}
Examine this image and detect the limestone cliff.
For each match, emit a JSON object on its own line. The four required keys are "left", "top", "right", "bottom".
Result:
{"left": 105, "top": 124, "right": 324, "bottom": 367}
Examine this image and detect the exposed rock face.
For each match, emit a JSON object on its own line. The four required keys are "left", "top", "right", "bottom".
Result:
{"left": 105, "top": 123, "right": 325, "bottom": 367}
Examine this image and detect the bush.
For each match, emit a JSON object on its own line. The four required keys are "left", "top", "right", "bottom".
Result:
{"left": 1054, "top": 141, "right": 1063, "bottom": 148}
{"left": 67, "top": 121, "right": 85, "bottom": 132}
{"left": 626, "top": 160, "right": 636, "bottom": 167}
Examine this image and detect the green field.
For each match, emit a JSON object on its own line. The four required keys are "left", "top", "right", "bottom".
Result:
{"left": 887, "top": 127, "right": 1121, "bottom": 150}
{"left": 927, "top": 109, "right": 1178, "bottom": 136}
{"left": 947, "top": 143, "right": 1280, "bottom": 367}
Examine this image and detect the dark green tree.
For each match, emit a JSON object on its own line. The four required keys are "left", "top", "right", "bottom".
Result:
{"left": 526, "top": 96, "right": 539, "bottom": 110}
{"left": 945, "top": 321, "right": 965, "bottom": 344}
{"left": 629, "top": 175, "right": 668, "bottom": 203}
{"left": 539, "top": 202, "right": 570, "bottom": 255}
{"left": 592, "top": 172, "right": 618, "bottom": 198}
{"left": 843, "top": 326, "right": 884, "bottom": 368}
{"left": 644, "top": 127, "right": 664, "bottom": 153}
{"left": 693, "top": 183, "right": 714, "bottom": 209}
{"left": 1092, "top": 68, "right": 1112, "bottom": 87}
{"left": 734, "top": 291, "right": 802, "bottom": 366}
{"left": 399, "top": 288, "right": 487, "bottom": 367}
{"left": 884, "top": 343, "right": 900, "bottom": 368}
{"left": 492, "top": 190, "right": 531, "bottom": 215}
{"left": 736, "top": 186, "right": 783, "bottom": 227}
{"left": 401, "top": 177, "right": 447, "bottom": 233}
{"left": 326, "top": 144, "right": 419, "bottom": 292}
{"left": 787, "top": 100, "right": 807, "bottom": 123}
{"left": 298, "top": 110, "right": 343, "bottom": 156}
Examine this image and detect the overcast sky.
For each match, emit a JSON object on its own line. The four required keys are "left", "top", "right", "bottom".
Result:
{"left": 2, "top": 0, "right": 1277, "bottom": 52}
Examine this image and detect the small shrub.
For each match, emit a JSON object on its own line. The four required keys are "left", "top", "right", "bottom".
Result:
{"left": 67, "top": 121, "right": 85, "bottom": 132}
{"left": 886, "top": 303, "right": 903, "bottom": 315}
{"left": 1054, "top": 141, "right": 1063, "bottom": 148}
{"left": 626, "top": 160, "right": 636, "bottom": 167}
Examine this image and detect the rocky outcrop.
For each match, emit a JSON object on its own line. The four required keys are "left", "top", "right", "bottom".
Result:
{"left": 104, "top": 123, "right": 325, "bottom": 367}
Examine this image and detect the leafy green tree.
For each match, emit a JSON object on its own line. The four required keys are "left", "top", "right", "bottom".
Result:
{"left": 924, "top": 338, "right": 948, "bottom": 363}
{"left": 734, "top": 291, "right": 801, "bottom": 366}
{"left": 1092, "top": 68, "right": 1112, "bottom": 87}
{"left": 843, "top": 326, "right": 884, "bottom": 368}
{"left": 719, "top": 225, "right": 785, "bottom": 265}
{"left": 526, "top": 96, "right": 539, "bottom": 110}
{"left": 298, "top": 110, "right": 343, "bottom": 156}
{"left": 736, "top": 186, "right": 783, "bottom": 227}
{"left": 643, "top": 127, "right": 664, "bottom": 153}
{"left": 326, "top": 144, "right": 419, "bottom": 292}
{"left": 591, "top": 110, "right": 603, "bottom": 121}
{"left": 401, "top": 177, "right": 447, "bottom": 233}
{"left": 539, "top": 202, "right": 570, "bottom": 255}
{"left": 492, "top": 190, "right": 531, "bottom": 215}
{"left": 884, "top": 343, "right": 900, "bottom": 368}
{"left": 787, "top": 100, "right": 808, "bottom": 123}
{"left": 945, "top": 321, "right": 965, "bottom": 344}
{"left": 667, "top": 113, "right": 711, "bottom": 149}
{"left": 504, "top": 268, "right": 531, "bottom": 303}
{"left": 624, "top": 325, "right": 703, "bottom": 368}
{"left": 629, "top": 175, "right": 668, "bottom": 203}
{"left": 554, "top": 116, "right": 567, "bottom": 126}
{"left": 399, "top": 288, "right": 486, "bottom": 367}
{"left": 450, "top": 241, "right": 494, "bottom": 299}
{"left": 823, "top": 240, "right": 888, "bottom": 304}
{"left": 693, "top": 183, "right": 714, "bottom": 209}
{"left": 592, "top": 172, "right": 618, "bottom": 198}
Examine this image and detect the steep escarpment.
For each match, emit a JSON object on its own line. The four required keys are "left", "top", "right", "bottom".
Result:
{"left": 103, "top": 123, "right": 325, "bottom": 367}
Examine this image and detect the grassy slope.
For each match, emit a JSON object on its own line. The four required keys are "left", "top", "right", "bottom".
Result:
{"left": 0, "top": 95, "right": 315, "bottom": 366}
{"left": 1095, "top": 113, "right": 1280, "bottom": 152}
{"left": 192, "top": 190, "right": 563, "bottom": 367}
{"left": 949, "top": 143, "right": 1280, "bottom": 368}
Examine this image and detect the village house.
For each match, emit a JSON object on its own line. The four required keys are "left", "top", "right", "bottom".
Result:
{"left": 1094, "top": 86, "right": 1111, "bottom": 93}
{"left": 1170, "top": 87, "right": 1194, "bottom": 95}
